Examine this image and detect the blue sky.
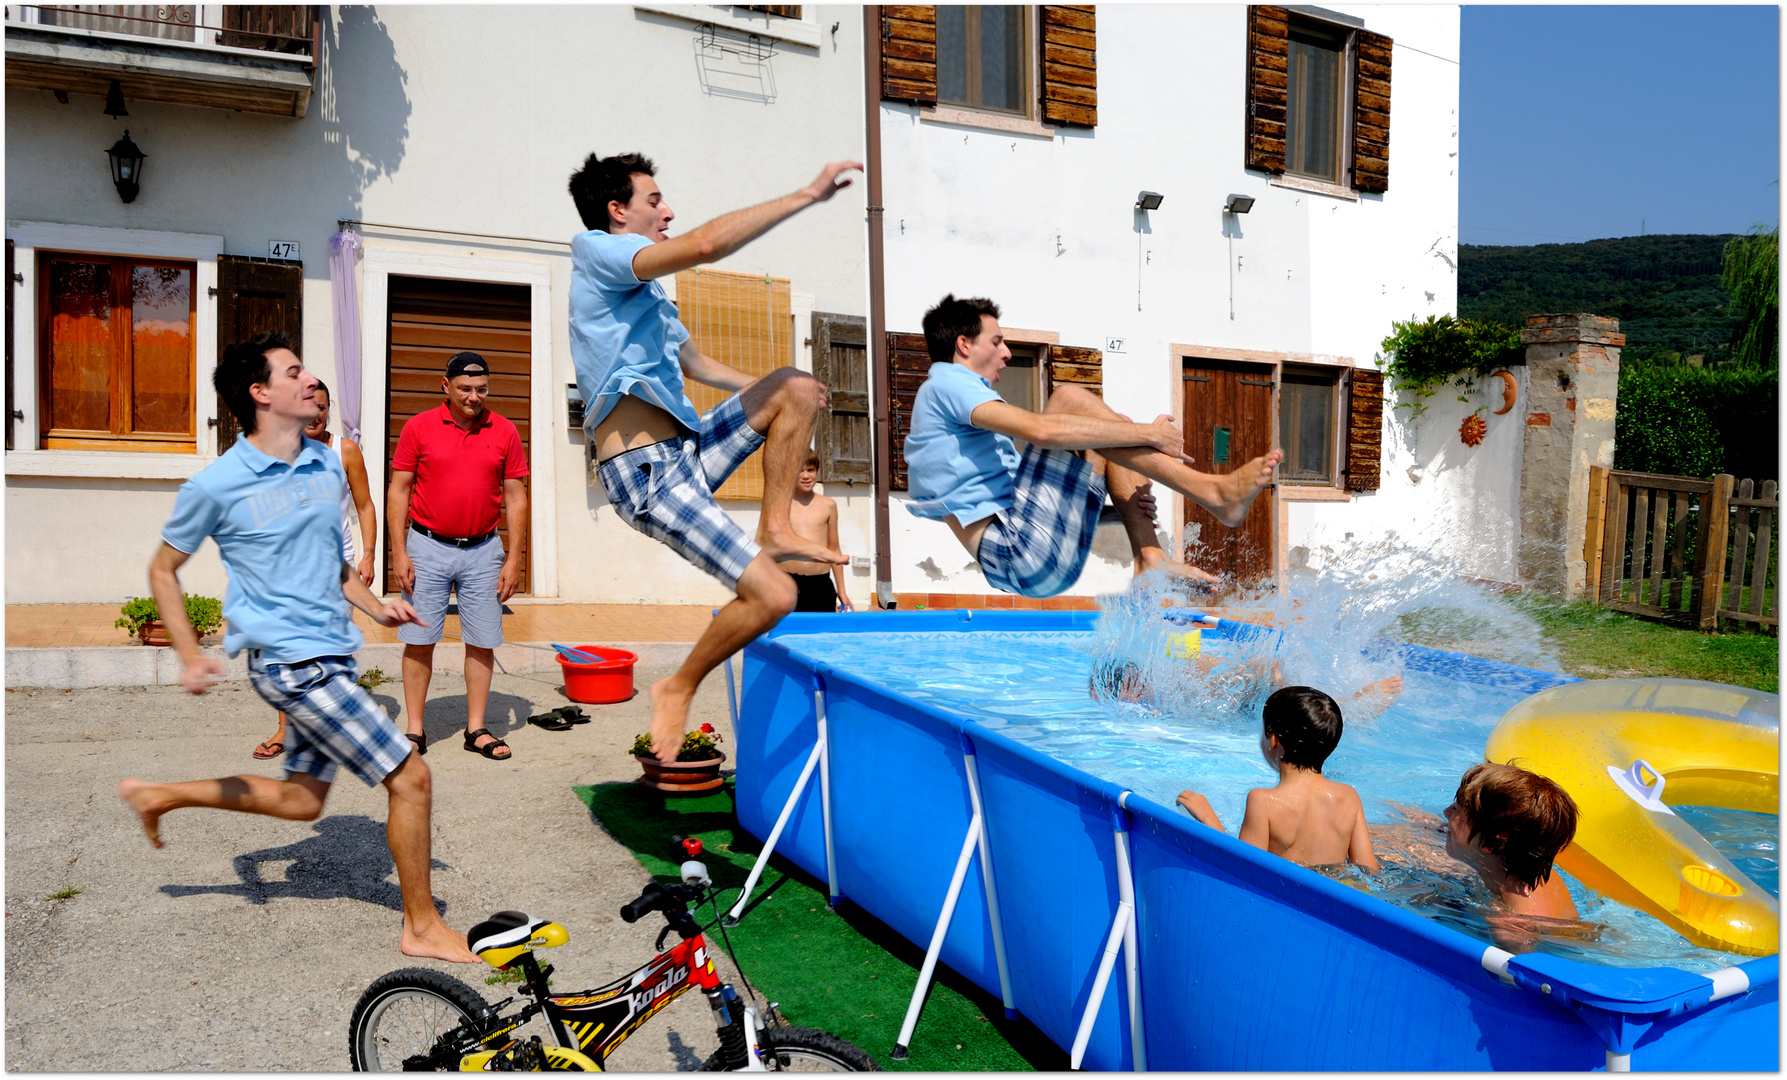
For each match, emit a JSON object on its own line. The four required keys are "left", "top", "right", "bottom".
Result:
{"left": 1460, "top": 5, "right": 1780, "bottom": 246}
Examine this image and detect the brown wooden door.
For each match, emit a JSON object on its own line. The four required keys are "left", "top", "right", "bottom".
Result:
{"left": 1182, "top": 360, "right": 1275, "bottom": 587}
{"left": 385, "top": 276, "right": 531, "bottom": 596}
{"left": 216, "top": 255, "right": 303, "bottom": 453}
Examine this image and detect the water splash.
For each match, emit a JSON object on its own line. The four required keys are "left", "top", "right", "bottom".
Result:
{"left": 1089, "top": 532, "right": 1560, "bottom": 724}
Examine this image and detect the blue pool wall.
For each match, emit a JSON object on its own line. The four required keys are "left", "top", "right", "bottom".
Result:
{"left": 733, "top": 610, "right": 1778, "bottom": 1070}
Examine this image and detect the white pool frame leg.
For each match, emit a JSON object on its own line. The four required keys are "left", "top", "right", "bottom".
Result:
{"left": 723, "top": 654, "right": 739, "bottom": 729}
{"left": 962, "top": 751, "right": 1016, "bottom": 1018}
{"left": 818, "top": 690, "right": 839, "bottom": 904}
{"left": 1070, "top": 795, "right": 1146, "bottom": 1071}
{"left": 1607, "top": 1050, "right": 1631, "bottom": 1072}
{"left": 725, "top": 686, "right": 835, "bottom": 926}
{"left": 891, "top": 813, "right": 982, "bottom": 1060}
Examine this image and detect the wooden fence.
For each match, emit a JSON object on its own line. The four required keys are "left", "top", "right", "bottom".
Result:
{"left": 1585, "top": 466, "right": 1776, "bottom": 630}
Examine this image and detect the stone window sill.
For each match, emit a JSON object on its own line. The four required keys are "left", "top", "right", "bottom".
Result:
{"left": 1270, "top": 173, "right": 1359, "bottom": 202}
{"left": 1279, "top": 484, "right": 1352, "bottom": 502}
{"left": 5, "top": 449, "right": 209, "bottom": 480}
{"left": 918, "top": 104, "right": 1057, "bottom": 140}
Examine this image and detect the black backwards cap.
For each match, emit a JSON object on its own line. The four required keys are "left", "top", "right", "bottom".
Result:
{"left": 445, "top": 351, "right": 489, "bottom": 379}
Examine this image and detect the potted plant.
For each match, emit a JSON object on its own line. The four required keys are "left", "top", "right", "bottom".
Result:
{"left": 630, "top": 723, "right": 726, "bottom": 794}
{"left": 115, "top": 594, "right": 224, "bottom": 646}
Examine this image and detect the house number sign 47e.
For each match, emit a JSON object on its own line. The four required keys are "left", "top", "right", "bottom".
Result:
{"left": 268, "top": 241, "right": 300, "bottom": 260}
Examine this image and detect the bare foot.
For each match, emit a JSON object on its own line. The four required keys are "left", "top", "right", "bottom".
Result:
{"left": 401, "top": 920, "right": 481, "bottom": 964}
{"left": 1211, "top": 450, "right": 1284, "bottom": 527}
{"left": 759, "top": 528, "right": 847, "bottom": 565}
{"left": 119, "top": 778, "right": 167, "bottom": 849}
{"left": 648, "top": 676, "right": 695, "bottom": 763}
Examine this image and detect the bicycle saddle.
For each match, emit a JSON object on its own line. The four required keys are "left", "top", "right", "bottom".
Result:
{"left": 467, "top": 910, "right": 570, "bottom": 969}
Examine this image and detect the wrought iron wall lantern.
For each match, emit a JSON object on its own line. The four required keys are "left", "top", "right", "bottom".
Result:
{"left": 106, "top": 130, "right": 146, "bottom": 203}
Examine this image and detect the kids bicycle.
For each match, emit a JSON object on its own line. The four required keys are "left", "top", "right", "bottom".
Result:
{"left": 348, "top": 839, "right": 877, "bottom": 1071}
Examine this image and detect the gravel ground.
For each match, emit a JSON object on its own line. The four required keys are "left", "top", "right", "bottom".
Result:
{"left": 4, "top": 662, "right": 743, "bottom": 1072}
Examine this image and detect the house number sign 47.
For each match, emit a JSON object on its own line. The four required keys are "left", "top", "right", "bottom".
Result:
{"left": 268, "top": 241, "right": 300, "bottom": 260}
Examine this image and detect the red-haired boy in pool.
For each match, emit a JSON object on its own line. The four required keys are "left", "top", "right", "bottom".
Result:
{"left": 1379, "top": 762, "right": 1582, "bottom": 951}
{"left": 1176, "top": 685, "right": 1381, "bottom": 873}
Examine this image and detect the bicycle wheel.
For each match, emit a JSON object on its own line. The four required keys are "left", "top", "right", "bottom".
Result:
{"left": 701, "top": 1027, "right": 880, "bottom": 1072}
{"left": 349, "top": 967, "right": 490, "bottom": 1071}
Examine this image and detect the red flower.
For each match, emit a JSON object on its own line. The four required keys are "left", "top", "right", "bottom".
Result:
{"left": 699, "top": 723, "right": 715, "bottom": 733}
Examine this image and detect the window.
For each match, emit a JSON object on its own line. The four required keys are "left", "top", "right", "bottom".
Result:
{"left": 995, "top": 344, "right": 1042, "bottom": 451}
{"left": 1285, "top": 21, "right": 1344, "bottom": 182}
{"left": 38, "top": 251, "right": 196, "bottom": 451}
{"left": 937, "top": 5, "right": 1029, "bottom": 115}
{"left": 1278, "top": 367, "right": 1339, "bottom": 484}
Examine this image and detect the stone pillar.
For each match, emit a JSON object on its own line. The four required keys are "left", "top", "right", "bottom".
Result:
{"left": 1517, "top": 313, "right": 1623, "bottom": 597}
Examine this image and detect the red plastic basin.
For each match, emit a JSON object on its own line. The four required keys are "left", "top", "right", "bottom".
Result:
{"left": 556, "top": 645, "right": 638, "bottom": 704}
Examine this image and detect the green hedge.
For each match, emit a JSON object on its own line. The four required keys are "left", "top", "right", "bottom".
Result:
{"left": 1615, "top": 364, "right": 1778, "bottom": 480}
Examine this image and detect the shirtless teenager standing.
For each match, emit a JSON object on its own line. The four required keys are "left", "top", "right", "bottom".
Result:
{"left": 785, "top": 451, "right": 852, "bottom": 612}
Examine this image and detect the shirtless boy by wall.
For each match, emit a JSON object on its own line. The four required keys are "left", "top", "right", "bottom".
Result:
{"left": 785, "top": 451, "right": 851, "bottom": 612}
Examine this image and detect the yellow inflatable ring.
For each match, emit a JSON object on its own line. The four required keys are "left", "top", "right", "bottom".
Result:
{"left": 1485, "top": 677, "right": 1779, "bottom": 957}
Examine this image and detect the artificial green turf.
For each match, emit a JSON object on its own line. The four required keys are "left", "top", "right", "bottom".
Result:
{"left": 575, "top": 780, "right": 1064, "bottom": 1072}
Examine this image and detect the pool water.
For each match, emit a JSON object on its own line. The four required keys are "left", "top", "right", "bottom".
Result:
{"left": 776, "top": 628, "right": 1779, "bottom": 974}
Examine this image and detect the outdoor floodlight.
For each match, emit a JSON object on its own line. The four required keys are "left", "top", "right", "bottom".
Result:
{"left": 107, "top": 130, "right": 146, "bottom": 204}
{"left": 104, "top": 79, "right": 128, "bottom": 118}
{"left": 1135, "top": 190, "right": 1164, "bottom": 212}
{"left": 1225, "top": 193, "right": 1256, "bottom": 214}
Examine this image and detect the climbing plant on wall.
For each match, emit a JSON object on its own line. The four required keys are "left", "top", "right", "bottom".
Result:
{"left": 1375, "top": 314, "right": 1523, "bottom": 417}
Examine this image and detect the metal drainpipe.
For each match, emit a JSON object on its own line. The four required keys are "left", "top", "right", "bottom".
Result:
{"left": 864, "top": 5, "right": 894, "bottom": 608}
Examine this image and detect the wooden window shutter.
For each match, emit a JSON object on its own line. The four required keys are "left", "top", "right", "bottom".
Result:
{"left": 881, "top": 6, "right": 937, "bottom": 104}
{"left": 813, "top": 312, "right": 871, "bottom": 485}
{"left": 5, "top": 239, "right": 13, "bottom": 451}
{"left": 1351, "top": 29, "right": 1392, "bottom": 193}
{"left": 1039, "top": 5, "right": 1096, "bottom": 127}
{"left": 1344, "top": 368, "right": 1383, "bottom": 491}
{"left": 886, "top": 331, "right": 930, "bottom": 491}
{"left": 215, "top": 254, "right": 303, "bottom": 454}
{"left": 1245, "top": 6, "right": 1290, "bottom": 173}
{"left": 1044, "top": 344, "right": 1102, "bottom": 397}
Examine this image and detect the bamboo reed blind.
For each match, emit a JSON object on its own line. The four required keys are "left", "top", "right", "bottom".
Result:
{"left": 674, "top": 267, "right": 794, "bottom": 500}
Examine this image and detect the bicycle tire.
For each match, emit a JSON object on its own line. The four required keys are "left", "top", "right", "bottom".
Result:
{"left": 349, "top": 967, "right": 491, "bottom": 1071}
{"left": 701, "top": 1027, "right": 880, "bottom": 1072}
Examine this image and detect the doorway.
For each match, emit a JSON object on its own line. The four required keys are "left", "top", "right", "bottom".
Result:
{"left": 384, "top": 275, "right": 532, "bottom": 596}
{"left": 1181, "top": 358, "right": 1275, "bottom": 588}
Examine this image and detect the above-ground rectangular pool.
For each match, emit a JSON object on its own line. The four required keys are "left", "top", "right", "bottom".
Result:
{"left": 731, "top": 610, "right": 1777, "bottom": 1071}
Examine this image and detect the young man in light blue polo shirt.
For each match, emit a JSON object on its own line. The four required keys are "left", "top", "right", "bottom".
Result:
{"left": 566, "top": 151, "right": 860, "bottom": 762}
{"left": 905, "top": 295, "right": 1284, "bottom": 599}
{"left": 118, "top": 331, "right": 478, "bottom": 966}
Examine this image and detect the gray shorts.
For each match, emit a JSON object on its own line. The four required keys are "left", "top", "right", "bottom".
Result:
{"left": 398, "top": 528, "right": 506, "bottom": 649}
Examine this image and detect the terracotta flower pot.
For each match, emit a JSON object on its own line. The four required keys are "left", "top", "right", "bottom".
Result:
{"left": 635, "top": 751, "right": 726, "bottom": 795}
{"left": 136, "top": 619, "right": 172, "bottom": 647}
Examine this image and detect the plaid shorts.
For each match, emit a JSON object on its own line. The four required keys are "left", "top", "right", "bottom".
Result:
{"left": 596, "top": 393, "right": 766, "bottom": 591}
{"left": 247, "top": 653, "right": 412, "bottom": 787}
{"left": 978, "top": 444, "right": 1108, "bottom": 598}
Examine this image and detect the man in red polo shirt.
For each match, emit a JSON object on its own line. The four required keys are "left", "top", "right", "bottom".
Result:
{"left": 387, "top": 351, "right": 530, "bottom": 762}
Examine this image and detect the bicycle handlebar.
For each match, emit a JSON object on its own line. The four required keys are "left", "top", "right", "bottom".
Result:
{"left": 620, "top": 881, "right": 669, "bottom": 924}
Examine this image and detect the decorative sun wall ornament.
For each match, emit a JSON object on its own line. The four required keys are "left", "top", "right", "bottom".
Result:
{"left": 1459, "top": 414, "right": 1487, "bottom": 447}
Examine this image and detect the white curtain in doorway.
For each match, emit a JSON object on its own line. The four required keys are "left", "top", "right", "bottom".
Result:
{"left": 330, "top": 228, "right": 364, "bottom": 443}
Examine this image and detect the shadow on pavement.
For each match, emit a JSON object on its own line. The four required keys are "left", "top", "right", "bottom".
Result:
{"left": 159, "top": 814, "right": 449, "bottom": 914}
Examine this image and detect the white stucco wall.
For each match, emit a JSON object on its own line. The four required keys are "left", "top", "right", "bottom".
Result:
{"left": 6, "top": 4, "right": 872, "bottom": 606}
{"left": 879, "top": 5, "right": 1481, "bottom": 595}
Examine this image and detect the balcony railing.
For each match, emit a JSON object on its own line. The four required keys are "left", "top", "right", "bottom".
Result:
{"left": 5, "top": 4, "right": 317, "bottom": 115}
{"left": 5, "top": 4, "right": 314, "bottom": 61}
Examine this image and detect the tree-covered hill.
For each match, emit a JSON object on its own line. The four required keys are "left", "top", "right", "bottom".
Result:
{"left": 1458, "top": 234, "right": 1743, "bottom": 366}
